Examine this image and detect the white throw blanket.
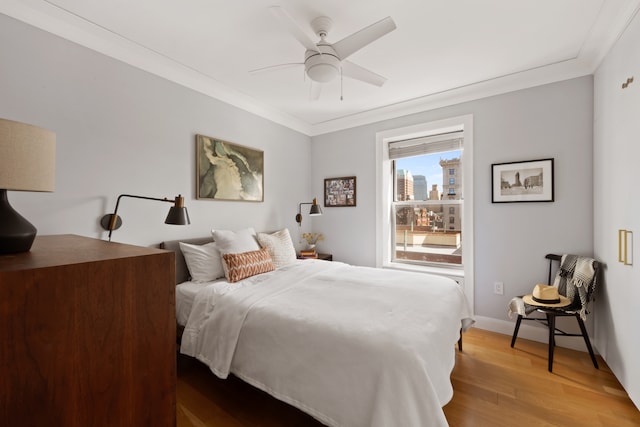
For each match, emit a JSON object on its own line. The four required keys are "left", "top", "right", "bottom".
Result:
{"left": 181, "top": 260, "right": 473, "bottom": 427}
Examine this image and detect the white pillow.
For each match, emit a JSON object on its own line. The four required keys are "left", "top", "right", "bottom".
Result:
{"left": 179, "top": 241, "right": 225, "bottom": 282}
{"left": 257, "top": 228, "right": 297, "bottom": 268}
{"left": 211, "top": 227, "right": 260, "bottom": 254}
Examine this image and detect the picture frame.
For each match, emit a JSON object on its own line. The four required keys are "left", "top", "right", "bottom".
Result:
{"left": 324, "top": 176, "right": 356, "bottom": 207}
{"left": 491, "top": 158, "right": 554, "bottom": 203}
{"left": 196, "top": 134, "right": 264, "bottom": 202}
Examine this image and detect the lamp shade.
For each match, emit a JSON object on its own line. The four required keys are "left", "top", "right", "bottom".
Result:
{"left": 165, "top": 195, "right": 190, "bottom": 225}
{"left": 165, "top": 207, "right": 190, "bottom": 225}
{"left": 309, "top": 197, "right": 322, "bottom": 216}
{"left": 0, "top": 118, "right": 56, "bottom": 254}
{"left": 0, "top": 118, "right": 56, "bottom": 192}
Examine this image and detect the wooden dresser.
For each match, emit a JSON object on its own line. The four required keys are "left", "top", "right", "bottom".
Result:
{"left": 0, "top": 234, "right": 176, "bottom": 426}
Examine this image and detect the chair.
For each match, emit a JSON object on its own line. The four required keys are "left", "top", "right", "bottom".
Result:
{"left": 509, "top": 254, "right": 600, "bottom": 372}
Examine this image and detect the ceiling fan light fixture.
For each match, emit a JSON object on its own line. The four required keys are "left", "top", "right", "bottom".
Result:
{"left": 304, "top": 47, "right": 341, "bottom": 83}
{"left": 306, "top": 62, "right": 339, "bottom": 82}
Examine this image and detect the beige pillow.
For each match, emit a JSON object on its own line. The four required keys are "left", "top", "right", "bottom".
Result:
{"left": 222, "top": 247, "right": 276, "bottom": 283}
{"left": 256, "top": 228, "right": 297, "bottom": 268}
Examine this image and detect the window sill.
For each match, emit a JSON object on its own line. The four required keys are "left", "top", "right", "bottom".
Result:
{"left": 381, "top": 261, "right": 464, "bottom": 279}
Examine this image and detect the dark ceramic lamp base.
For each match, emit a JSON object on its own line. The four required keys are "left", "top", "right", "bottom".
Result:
{"left": 0, "top": 189, "right": 37, "bottom": 254}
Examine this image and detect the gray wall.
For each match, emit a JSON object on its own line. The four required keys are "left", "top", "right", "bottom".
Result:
{"left": 0, "top": 14, "right": 312, "bottom": 248}
{"left": 312, "top": 77, "right": 594, "bottom": 326}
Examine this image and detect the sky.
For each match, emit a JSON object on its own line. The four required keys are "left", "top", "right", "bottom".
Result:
{"left": 396, "top": 150, "right": 461, "bottom": 191}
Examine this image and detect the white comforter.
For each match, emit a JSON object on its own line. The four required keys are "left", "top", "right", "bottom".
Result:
{"left": 181, "top": 260, "right": 473, "bottom": 427}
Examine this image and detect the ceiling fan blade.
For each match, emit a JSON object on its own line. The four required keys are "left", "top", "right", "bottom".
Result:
{"left": 249, "top": 63, "right": 303, "bottom": 75}
{"left": 269, "top": 6, "right": 320, "bottom": 53}
{"left": 332, "top": 16, "right": 396, "bottom": 60}
{"left": 342, "top": 60, "right": 387, "bottom": 87}
{"left": 310, "top": 81, "right": 322, "bottom": 101}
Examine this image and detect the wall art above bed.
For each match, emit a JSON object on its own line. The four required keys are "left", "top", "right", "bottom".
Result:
{"left": 324, "top": 176, "right": 356, "bottom": 207}
{"left": 491, "top": 158, "right": 554, "bottom": 203}
{"left": 196, "top": 134, "right": 264, "bottom": 202}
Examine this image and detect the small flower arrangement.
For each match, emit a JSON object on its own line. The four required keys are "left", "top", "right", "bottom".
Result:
{"left": 301, "top": 232, "right": 324, "bottom": 245}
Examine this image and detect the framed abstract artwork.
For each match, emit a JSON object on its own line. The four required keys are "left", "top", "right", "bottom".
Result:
{"left": 196, "top": 134, "right": 264, "bottom": 202}
{"left": 324, "top": 176, "right": 356, "bottom": 207}
{"left": 491, "top": 158, "right": 554, "bottom": 203}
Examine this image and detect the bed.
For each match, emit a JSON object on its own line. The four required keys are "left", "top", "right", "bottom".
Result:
{"left": 161, "top": 230, "right": 473, "bottom": 427}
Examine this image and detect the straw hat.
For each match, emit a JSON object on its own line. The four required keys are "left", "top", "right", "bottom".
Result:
{"left": 522, "top": 284, "right": 571, "bottom": 307}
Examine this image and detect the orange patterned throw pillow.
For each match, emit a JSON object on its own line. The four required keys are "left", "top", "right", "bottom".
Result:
{"left": 222, "top": 247, "right": 275, "bottom": 283}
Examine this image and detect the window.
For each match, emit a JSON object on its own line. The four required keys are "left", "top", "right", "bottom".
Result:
{"left": 376, "top": 115, "right": 474, "bottom": 311}
{"left": 388, "top": 130, "right": 463, "bottom": 267}
{"left": 377, "top": 116, "right": 472, "bottom": 268}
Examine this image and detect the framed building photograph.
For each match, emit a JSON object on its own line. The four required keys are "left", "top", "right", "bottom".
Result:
{"left": 492, "top": 158, "right": 554, "bottom": 203}
{"left": 196, "top": 134, "right": 264, "bottom": 202}
{"left": 324, "top": 176, "right": 356, "bottom": 207}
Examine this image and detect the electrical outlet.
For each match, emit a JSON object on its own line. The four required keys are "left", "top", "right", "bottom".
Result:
{"left": 494, "top": 282, "right": 504, "bottom": 295}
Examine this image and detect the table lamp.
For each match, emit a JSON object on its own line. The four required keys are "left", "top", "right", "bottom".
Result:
{"left": 0, "top": 118, "right": 56, "bottom": 254}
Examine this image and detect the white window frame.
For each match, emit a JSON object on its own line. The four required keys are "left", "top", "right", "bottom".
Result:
{"left": 376, "top": 115, "right": 474, "bottom": 310}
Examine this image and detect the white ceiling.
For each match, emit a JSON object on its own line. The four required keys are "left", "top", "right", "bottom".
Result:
{"left": 2, "top": 0, "right": 640, "bottom": 135}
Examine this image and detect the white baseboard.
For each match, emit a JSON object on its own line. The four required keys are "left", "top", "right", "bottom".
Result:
{"left": 470, "top": 315, "right": 599, "bottom": 354}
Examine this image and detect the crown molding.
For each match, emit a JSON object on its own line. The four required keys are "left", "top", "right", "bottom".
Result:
{"left": 307, "top": 58, "right": 593, "bottom": 136}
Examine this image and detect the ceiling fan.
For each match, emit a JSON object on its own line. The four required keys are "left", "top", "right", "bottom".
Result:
{"left": 251, "top": 6, "right": 397, "bottom": 100}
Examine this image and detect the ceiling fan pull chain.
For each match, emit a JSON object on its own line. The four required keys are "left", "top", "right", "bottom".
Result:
{"left": 340, "top": 67, "right": 344, "bottom": 101}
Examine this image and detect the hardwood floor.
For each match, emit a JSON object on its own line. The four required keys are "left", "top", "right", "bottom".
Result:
{"left": 443, "top": 328, "right": 639, "bottom": 427}
{"left": 177, "top": 328, "right": 640, "bottom": 426}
